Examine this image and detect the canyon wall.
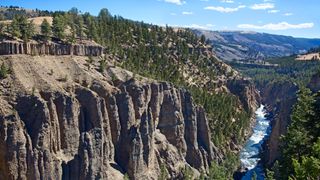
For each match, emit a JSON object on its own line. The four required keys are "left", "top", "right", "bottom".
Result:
{"left": 0, "top": 80, "right": 216, "bottom": 179}
{"left": 0, "top": 55, "right": 222, "bottom": 179}
{"left": 261, "top": 81, "right": 298, "bottom": 166}
{"left": 0, "top": 54, "right": 260, "bottom": 179}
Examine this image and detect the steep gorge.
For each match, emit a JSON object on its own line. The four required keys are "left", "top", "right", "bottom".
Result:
{"left": 0, "top": 53, "right": 259, "bottom": 179}
{"left": 259, "top": 75, "right": 320, "bottom": 168}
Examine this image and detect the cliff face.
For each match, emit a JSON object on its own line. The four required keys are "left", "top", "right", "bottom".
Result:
{"left": 227, "top": 78, "right": 260, "bottom": 113}
{"left": 0, "top": 41, "right": 104, "bottom": 56}
{"left": 308, "top": 73, "right": 320, "bottom": 93}
{"left": 260, "top": 81, "right": 298, "bottom": 166}
{"left": 0, "top": 55, "right": 219, "bottom": 179}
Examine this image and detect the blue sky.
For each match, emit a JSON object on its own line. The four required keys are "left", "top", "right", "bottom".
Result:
{"left": 1, "top": 0, "right": 319, "bottom": 38}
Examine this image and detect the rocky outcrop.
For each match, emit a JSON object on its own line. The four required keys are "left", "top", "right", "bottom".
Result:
{"left": 260, "top": 81, "right": 298, "bottom": 166}
{"left": 0, "top": 41, "right": 104, "bottom": 56}
{"left": 0, "top": 63, "right": 216, "bottom": 179}
{"left": 0, "top": 53, "right": 261, "bottom": 179}
{"left": 227, "top": 78, "right": 260, "bottom": 113}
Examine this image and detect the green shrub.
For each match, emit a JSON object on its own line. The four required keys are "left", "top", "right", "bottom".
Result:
{"left": 0, "top": 63, "right": 9, "bottom": 79}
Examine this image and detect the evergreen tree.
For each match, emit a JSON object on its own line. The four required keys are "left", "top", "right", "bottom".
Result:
{"left": 200, "top": 34, "right": 206, "bottom": 44}
{"left": 97, "top": 8, "right": 111, "bottom": 45}
{"left": 75, "top": 15, "right": 84, "bottom": 40}
{"left": 280, "top": 87, "right": 320, "bottom": 179}
{"left": 10, "top": 15, "right": 21, "bottom": 38}
{"left": 22, "top": 20, "right": 35, "bottom": 42}
{"left": 85, "top": 15, "right": 98, "bottom": 41}
{"left": 291, "top": 139, "right": 320, "bottom": 179}
{"left": 68, "top": 21, "right": 76, "bottom": 44}
{"left": 99, "top": 58, "right": 107, "bottom": 73}
{"left": 280, "top": 87, "right": 314, "bottom": 177}
{"left": 10, "top": 15, "right": 34, "bottom": 41}
{"left": 52, "top": 15, "right": 66, "bottom": 40}
{"left": 40, "top": 19, "right": 51, "bottom": 41}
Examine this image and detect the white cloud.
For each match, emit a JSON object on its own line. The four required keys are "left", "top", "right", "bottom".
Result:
{"left": 204, "top": 5, "right": 245, "bottom": 13}
{"left": 182, "top": 11, "right": 193, "bottom": 15}
{"left": 238, "top": 22, "right": 314, "bottom": 30}
{"left": 170, "top": 13, "right": 177, "bottom": 16}
{"left": 263, "top": 0, "right": 273, "bottom": 2}
{"left": 200, "top": 0, "right": 209, "bottom": 1}
{"left": 221, "top": 0, "right": 234, "bottom": 3}
{"left": 268, "top": 9, "right": 279, "bottom": 13}
{"left": 284, "top": 13, "right": 293, "bottom": 16}
{"left": 250, "top": 3, "right": 274, "bottom": 10}
{"left": 164, "top": 0, "right": 185, "bottom": 5}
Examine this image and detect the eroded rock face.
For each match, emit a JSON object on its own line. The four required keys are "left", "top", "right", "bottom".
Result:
{"left": 0, "top": 79, "right": 215, "bottom": 179}
{"left": 260, "top": 81, "right": 298, "bottom": 166}
{"left": 227, "top": 78, "right": 260, "bottom": 113}
{"left": 0, "top": 41, "right": 103, "bottom": 56}
{"left": 0, "top": 54, "right": 260, "bottom": 179}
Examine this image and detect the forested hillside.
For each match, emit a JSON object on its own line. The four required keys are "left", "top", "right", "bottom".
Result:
{"left": 229, "top": 56, "right": 320, "bottom": 88}
{"left": 0, "top": 6, "right": 260, "bottom": 179}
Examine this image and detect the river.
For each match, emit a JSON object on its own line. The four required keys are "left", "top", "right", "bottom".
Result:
{"left": 239, "top": 105, "right": 271, "bottom": 180}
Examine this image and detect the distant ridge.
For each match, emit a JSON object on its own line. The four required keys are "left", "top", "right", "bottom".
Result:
{"left": 194, "top": 30, "right": 320, "bottom": 61}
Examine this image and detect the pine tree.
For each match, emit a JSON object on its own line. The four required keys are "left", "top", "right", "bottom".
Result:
{"left": 22, "top": 20, "right": 35, "bottom": 42}
{"left": 76, "top": 16, "right": 84, "bottom": 41}
{"left": 200, "top": 34, "right": 206, "bottom": 44}
{"left": 68, "top": 21, "right": 76, "bottom": 44}
{"left": 97, "top": 8, "right": 111, "bottom": 45}
{"left": 99, "top": 59, "right": 107, "bottom": 73}
{"left": 10, "top": 15, "right": 21, "bottom": 38}
{"left": 52, "top": 15, "right": 66, "bottom": 40}
{"left": 10, "top": 15, "right": 35, "bottom": 41}
{"left": 41, "top": 19, "right": 51, "bottom": 41}
{"left": 85, "top": 16, "right": 98, "bottom": 42}
{"left": 280, "top": 87, "right": 319, "bottom": 179}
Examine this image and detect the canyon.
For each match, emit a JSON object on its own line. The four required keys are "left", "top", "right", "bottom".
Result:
{"left": 0, "top": 40, "right": 260, "bottom": 179}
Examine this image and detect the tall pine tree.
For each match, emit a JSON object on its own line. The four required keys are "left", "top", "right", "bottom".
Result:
{"left": 41, "top": 19, "right": 51, "bottom": 42}
{"left": 52, "top": 15, "right": 66, "bottom": 40}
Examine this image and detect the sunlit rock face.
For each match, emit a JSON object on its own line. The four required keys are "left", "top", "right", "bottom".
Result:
{"left": 0, "top": 55, "right": 216, "bottom": 180}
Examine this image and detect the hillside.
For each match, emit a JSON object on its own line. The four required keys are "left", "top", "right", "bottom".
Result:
{"left": 0, "top": 7, "right": 260, "bottom": 179}
{"left": 194, "top": 30, "right": 320, "bottom": 62}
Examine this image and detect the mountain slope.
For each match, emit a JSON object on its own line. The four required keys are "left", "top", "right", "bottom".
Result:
{"left": 194, "top": 30, "right": 320, "bottom": 61}
{"left": 0, "top": 7, "right": 260, "bottom": 179}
